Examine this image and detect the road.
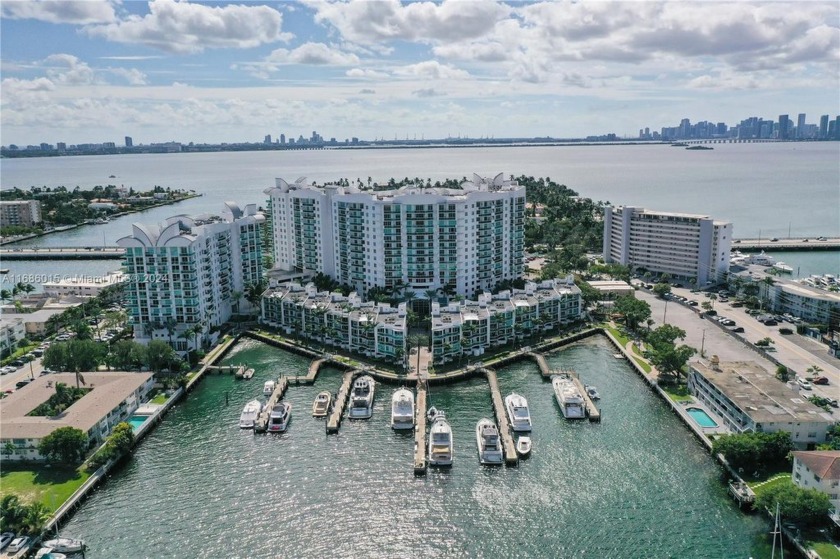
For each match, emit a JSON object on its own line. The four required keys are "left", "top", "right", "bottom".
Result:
{"left": 635, "top": 286, "right": 839, "bottom": 414}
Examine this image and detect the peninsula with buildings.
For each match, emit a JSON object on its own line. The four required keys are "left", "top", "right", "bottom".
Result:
{"left": 1, "top": 173, "right": 838, "bottom": 557}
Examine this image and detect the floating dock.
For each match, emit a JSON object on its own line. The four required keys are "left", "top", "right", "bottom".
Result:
{"left": 254, "top": 376, "right": 289, "bottom": 433}
{"left": 482, "top": 368, "right": 518, "bottom": 466}
{"left": 326, "top": 370, "right": 357, "bottom": 434}
{"left": 235, "top": 366, "right": 254, "bottom": 380}
{"left": 528, "top": 352, "right": 552, "bottom": 378}
{"left": 413, "top": 382, "right": 428, "bottom": 475}
{"left": 569, "top": 373, "right": 601, "bottom": 423}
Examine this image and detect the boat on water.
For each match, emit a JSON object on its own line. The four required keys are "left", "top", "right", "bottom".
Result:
{"left": 613, "top": 353, "right": 624, "bottom": 359}
{"left": 745, "top": 251, "right": 776, "bottom": 266}
{"left": 267, "top": 402, "right": 291, "bottom": 433}
{"left": 263, "top": 380, "right": 276, "bottom": 397}
{"left": 686, "top": 145, "right": 713, "bottom": 150}
{"left": 516, "top": 436, "right": 532, "bottom": 457}
{"left": 35, "top": 549, "right": 67, "bottom": 559}
{"left": 42, "top": 538, "right": 85, "bottom": 553}
{"left": 348, "top": 375, "right": 375, "bottom": 419}
{"left": 238, "top": 399, "right": 263, "bottom": 429}
{"left": 428, "top": 411, "right": 453, "bottom": 467}
{"left": 312, "top": 391, "right": 331, "bottom": 417}
{"left": 773, "top": 262, "right": 793, "bottom": 273}
{"left": 585, "top": 385, "right": 601, "bottom": 400}
{"left": 0, "top": 269, "right": 9, "bottom": 274}
{"left": 670, "top": 142, "right": 688, "bottom": 147}
{"left": 390, "top": 388, "right": 415, "bottom": 430}
{"left": 504, "top": 393, "right": 532, "bottom": 432}
{"left": 475, "top": 418, "right": 504, "bottom": 465}
{"left": 552, "top": 374, "right": 586, "bottom": 419}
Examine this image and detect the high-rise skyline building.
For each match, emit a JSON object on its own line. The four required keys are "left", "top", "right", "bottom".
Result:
{"left": 819, "top": 115, "right": 829, "bottom": 139}
{"left": 778, "top": 115, "right": 790, "bottom": 140}
{"left": 265, "top": 174, "right": 525, "bottom": 298}
{"left": 797, "top": 113, "right": 806, "bottom": 139}
{"left": 125, "top": 136, "right": 133, "bottom": 147}
{"left": 118, "top": 202, "right": 264, "bottom": 353}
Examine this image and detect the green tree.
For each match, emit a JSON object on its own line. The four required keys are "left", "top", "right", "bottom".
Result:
{"left": 109, "top": 421, "right": 136, "bottom": 454}
{"left": 111, "top": 340, "right": 147, "bottom": 370}
{"left": 146, "top": 339, "right": 177, "bottom": 372}
{"left": 0, "top": 495, "right": 26, "bottom": 533}
{"left": 754, "top": 479, "right": 831, "bottom": 526}
{"left": 22, "top": 501, "right": 50, "bottom": 535}
{"left": 652, "top": 283, "right": 672, "bottom": 299}
{"left": 775, "top": 365, "right": 790, "bottom": 382}
{"left": 712, "top": 431, "right": 792, "bottom": 472}
{"left": 612, "top": 295, "right": 651, "bottom": 331}
{"left": 38, "top": 426, "right": 89, "bottom": 464}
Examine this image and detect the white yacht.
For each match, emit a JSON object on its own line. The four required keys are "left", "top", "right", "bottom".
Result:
{"left": 41, "top": 538, "right": 85, "bottom": 553}
{"left": 263, "top": 380, "right": 276, "bottom": 397}
{"left": 312, "top": 391, "right": 332, "bottom": 418}
{"left": 390, "top": 388, "right": 415, "bottom": 430}
{"left": 348, "top": 375, "right": 375, "bottom": 419}
{"left": 35, "top": 549, "right": 67, "bottom": 559}
{"left": 475, "top": 418, "right": 504, "bottom": 465}
{"left": 504, "top": 393, "right": 532, "bottom": 432}
{"left": 267, "top": 402, "right": 291, "bottom": 433}
{"left": 773, "top": 262, "right": 793, "bottom": 273}
{"left": 516, "top": 436, "right": 532, "bottom": 457}
{"left": 585, "top": 385, "right": 601, "bottom": 400}
{"left": 745, "top": 251, "right": 776, "bottom": 266}
{"left": 552, "top": 374, "right": 586, "bottom": 419}
{"left": 238, "top": 399, "right": 263, "bottom": 429}
{"left": 428, "top": 411, "right": 453, "bottom": 467}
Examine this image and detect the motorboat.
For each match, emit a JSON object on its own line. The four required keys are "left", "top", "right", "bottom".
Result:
{"left": 613, "top": 353, "right": 624, "bottom": 359}
{"left": 390, "top": 388, "right": 415, "bottom": 430}
{"left": 312, "top": 391, "right": 332, "bottom": 417}
{"left": 552, "top": 374, "right": 586, "bottom": 419}
{"left": 427, "top": 406, "right": 439, "bottom": 421}
{"left": 504, "top": 393, "right": 532, "bottom": 432}
{"left": 585, "top": 385, "right": 601, "bottom": 400}
{"left": 773, "top": 262, "right": 793, "bottom": 273}
{"left": 35, "top": 548, "right": 67, "bottom": 559}
{"left": 41, "top": 538, "right": 85, "bottom": 553}
{"left": 238, "top": 399, "right": 263, "bottom": 429}
{"left": 348, "top": 375, "right": 375, "bottom": 419}
{"left": 516, "top": 436, "right": 532, "bottom": 457}
{"left": 475, "top": 418, "right": 504, "bottom": 465}
{"left": 267, "top": 402, "right": 291, "bottom": 433}
{"left": 263, "top": 380, "right": 276, "bottom": 397}
{"left": 428, "top": 411, "right": 453, "bottom": 467}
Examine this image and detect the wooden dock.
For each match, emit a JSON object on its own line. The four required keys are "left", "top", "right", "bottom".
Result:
{"left": 528, "top": 352, "right": 552, "bottom": 378}
{"left": 569, "top": 373, "right": 601, "bottom": 423}
{"left": 326, "top": 370, "right": 357, "bottom": 434}
{"left": 292, "top": 358, "right": 326, "bottom": 384}
{"left": 254, "top": 376, "right": 289, "bottom": 433}
{"left": 413, "top": 382, "right": 428, "bottom": 475}
{"left": 482, "top": 368, "right": 518, "bottom": 466}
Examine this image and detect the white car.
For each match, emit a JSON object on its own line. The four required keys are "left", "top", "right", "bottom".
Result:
{"left": 797, "top": 378, "right": 812, "bottom": 391}
{"left": 7, "top": 536, "right": 30, "bottom": 553}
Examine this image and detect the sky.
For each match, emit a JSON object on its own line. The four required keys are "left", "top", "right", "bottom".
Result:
{"left": 1, "top": 0, "right": 839, "bottom": 146}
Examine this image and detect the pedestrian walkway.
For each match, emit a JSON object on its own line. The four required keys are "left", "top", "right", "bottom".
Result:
{"left": 750, "top": 473, "right": 791, "bottom": 489}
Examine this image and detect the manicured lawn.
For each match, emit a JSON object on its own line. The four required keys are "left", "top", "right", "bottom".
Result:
{"left": 604, "top": 325, "right": 630, "bottom": 347}
{"left": 747, "top": 473, "right": 792, "bottom": 494}
{"left": 0, "top": 467, "right": 90, "bottom": 512}
{"left": 632, "top": 356, "right": 652, "bottom": 373}
{"left": 151, "top": 393, "right": 168, "bottom": 404}
{"left": 661, "top": 383, "right": 693, "bottom": 402}
{"left": 809, "top": 541, "right": 840, "bottom": 559}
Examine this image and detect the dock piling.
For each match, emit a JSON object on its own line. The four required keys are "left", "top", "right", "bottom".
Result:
{"left": 326, "top": 370, "right": 357, "bottom": 434}
{"left": 414, "top": 382, "right": 428, "bottom": 475}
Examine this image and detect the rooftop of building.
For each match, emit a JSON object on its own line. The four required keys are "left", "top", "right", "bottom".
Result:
{"left": 690, "top": 360, "right": 832, "bottom": 424}
{"left": 0, "top": 372, "right": 153, "bottom": 440}
{"left": 791, "top": 450, "right": 840, "bottom": 480}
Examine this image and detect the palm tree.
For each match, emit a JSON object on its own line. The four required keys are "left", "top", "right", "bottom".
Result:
{"left": 407, "top": 333, "right": 428, "bottom": 376}
{"left": 23, "top": 501, "right": 51, "bottom": 535}
{"left": 164, "top": 317, "right": 178, "bottom": 349}
{"left": 0, "top": 289, "right": 11, "bottom": 304}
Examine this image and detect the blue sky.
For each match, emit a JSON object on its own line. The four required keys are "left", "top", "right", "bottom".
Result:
{"left": 1, "top": 0, "right": 838, "bottom": 146}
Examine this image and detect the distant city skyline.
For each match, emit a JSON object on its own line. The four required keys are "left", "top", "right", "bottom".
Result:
{"left": 2, "top": 1, "right": 839, "bottom": 146}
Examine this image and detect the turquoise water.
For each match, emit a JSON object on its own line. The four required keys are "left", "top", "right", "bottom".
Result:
{"left": 126, "top": 415, "right": 148, "bottom": 432}
{"left": 59, "top": 336, "right": 775, "bottom": 558}
{"left": 686, "top": 407, "right": 719, "bottom": 428}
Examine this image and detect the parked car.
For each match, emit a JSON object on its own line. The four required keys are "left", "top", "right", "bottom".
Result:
{"left": 778, "top": 328, "right": 794, "bottom": 335}
{"left": 0, "top": 532, "right": 14, "bottom": 550}
{"left": 7, "top": 536, "right": 29, "bottom": 554}
{"left": 15, "top": 380, "right": 32, "bottom": 389}
{"left": 732, "top": 327, "right": 745, "bottom": 333}
{"left": 797, "top": 378, "right": 812, "bottom": 390}
{"left": 827, "top": 398, "right": 839, "bottom": 408}
{"left": 812, "top": 376, "right": 829, "bottom": 385}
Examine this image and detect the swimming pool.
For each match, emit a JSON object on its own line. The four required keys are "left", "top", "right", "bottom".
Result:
{"left": 127, "top": 415, "right": 149, "bottom": 432}
{"left": 686, "top": 407, "right": 718, "bottom": 428}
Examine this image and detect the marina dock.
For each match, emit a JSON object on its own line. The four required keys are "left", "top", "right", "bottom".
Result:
{"left": 413, "top": 382, "right": 428, "bottom": 475}
{"left": 569, "top": 373, "right": 601, "bottom": 423}
{"left": 205, "top": 364, "right": 246, "bottom": 377}
{"left": 482, "top": 368, "right": 518, "bottom": 466}
{"left": 254, "top": 376, "right": 290, "bottom": 433}
{"left": 326, "top": 370, "right": 357, "bottom": 434}
{"left": 235, "top": 366, "right": 254, "bottom": 380}
{"left": 292, "top": 358, "right": 326, "bottom": 384}
{"left": 527, "top": 352, "right": 552, "bottom": 378}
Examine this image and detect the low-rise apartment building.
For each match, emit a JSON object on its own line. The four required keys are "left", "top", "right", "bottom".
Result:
{"left": 791, "top": 451, "right": 840, "bottom": 519}
{"left": 0, "top": 200, "right": 42, "bottom": 227}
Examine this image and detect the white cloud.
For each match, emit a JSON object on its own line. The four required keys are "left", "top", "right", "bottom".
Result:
{"left": 266, "top": 43, "right": 360, "bottom": 66}
{"left": 44, "top": 54, "right": 97, "bottom": 85}
{"left": 393, "top": 60, "right": 469, "bottom": 80}
{"left": 309, "top": 0, "right": 509, "bottom": 44}
{"left": 85, "top": 0, "right": 292, "bottom": 54}
{"left": 346, "top": 68, "right": 389, "bottom": 79}
{"left": 0, "top": 0, "right": 115, "bottom": 24}
{"left": 110, "top": 68, "right": 149, "bottom": 86}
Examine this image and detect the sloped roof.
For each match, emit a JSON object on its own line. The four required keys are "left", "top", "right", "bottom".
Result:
{"left": 793, "top": 450, "right": 840, "bottom": 480}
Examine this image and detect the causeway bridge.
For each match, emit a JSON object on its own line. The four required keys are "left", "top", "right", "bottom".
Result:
{"left": 0, "top": 246, "right": 124, "bottom": 260}
{"left": 732, "top": 237, "right": 840, "bottom": 251}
